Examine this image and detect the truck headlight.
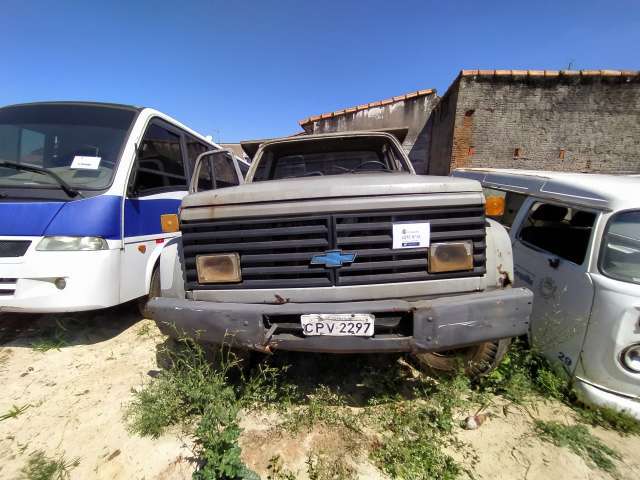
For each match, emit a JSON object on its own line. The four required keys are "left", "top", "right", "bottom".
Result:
{"left": 37, "top": 236, "right": 108, "bottom": 251}
{"left": 196, "top": 253, "right": 241, "bottom": 283}
{"left": 428, "top": 241, "right": 474, "bottom": 273}
{"left": 621, "top": 344, "right": 640, "bottom": 373}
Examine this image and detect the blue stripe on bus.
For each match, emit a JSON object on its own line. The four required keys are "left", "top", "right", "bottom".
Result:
{"left": 0, "top": 195, "right": 182, "bottom": 239}
{"left": 123, "top": 198, "right": 181, "bottom": 237}
{"left": 45, "top": 195, "right": 122, "bottom": 239}
{"left": 0, "top": 201, "right": 65, "bottom": 236}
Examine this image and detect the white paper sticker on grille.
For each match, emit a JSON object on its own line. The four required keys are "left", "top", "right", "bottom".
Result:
{"left": 392, "top": 222, "right": 430, "bottom": 249}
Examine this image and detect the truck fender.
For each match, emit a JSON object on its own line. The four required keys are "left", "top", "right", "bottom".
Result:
{"left": 158, "top": 237, "right": 186, "bottom": 299}
{"left": 485, "top": 218, "right": 514, "bottom": 289}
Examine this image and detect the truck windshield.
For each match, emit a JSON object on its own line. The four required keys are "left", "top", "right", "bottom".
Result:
{"left": 600, "top": 210, "right": 640, "bottom": 285}
{"left": 252, "top": 136, "right": 410, "bottom": 181}
{"left": 0, "top": 104, "right": 136, "bottom": 191}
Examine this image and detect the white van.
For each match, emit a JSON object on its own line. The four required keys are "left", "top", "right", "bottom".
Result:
{"left": 453, "top": 168, "right": 640, "bottom": 418}
{"left": 0, "top": 101, "right": 245, "bottom": 313}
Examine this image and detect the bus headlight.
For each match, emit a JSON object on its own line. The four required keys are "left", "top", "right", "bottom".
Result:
{"left": 428, "top": 241, "right": 474, "bottom": 273}
{"left": 196, "top": 253, "right": 241, "bottom": 283}
{"left": 621, "top": 344, "right": 640, "bottom": 373}
{"left": 37, "top": 236, "right": 108, "bottom": 251}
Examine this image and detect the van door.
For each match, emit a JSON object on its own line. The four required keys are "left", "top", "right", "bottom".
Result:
{"left": 511, "top": 199, "right": 597, "bottom": 377}
{"left": 121, "top": 120, "right": 190, "bottom": 302}
{"left": 577, "top": 210, "right": 640, "bottom": 398}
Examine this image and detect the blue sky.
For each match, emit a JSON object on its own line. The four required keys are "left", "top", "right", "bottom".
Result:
{"left": 1, "top": 1, "right": 638, "bottom": 142}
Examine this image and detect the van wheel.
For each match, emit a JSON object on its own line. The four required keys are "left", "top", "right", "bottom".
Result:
{"left": 138, "top": 267, "right": 161, "bottom": 318}
{"left": 411, "top": 339, "right": 511, "bottom": 379}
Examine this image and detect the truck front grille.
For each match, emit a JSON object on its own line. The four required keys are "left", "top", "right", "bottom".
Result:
{"left": 181, "top": 205, "right": 486, "bottom": 290}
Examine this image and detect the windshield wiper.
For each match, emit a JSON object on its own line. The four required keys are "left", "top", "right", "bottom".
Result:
{"left": 0, "top": 161, "right": 82, "bottom": 198}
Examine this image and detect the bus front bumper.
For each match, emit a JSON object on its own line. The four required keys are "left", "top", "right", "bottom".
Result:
{"left": 148, "top": 287, "right": 533, "bottom": 354}
{"left": 0, "top": 249, "right": 121, "bottom": 313}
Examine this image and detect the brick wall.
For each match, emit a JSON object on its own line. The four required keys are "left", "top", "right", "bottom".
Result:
{"left": 435, "top": 71, "right": 640, "bottom": 174}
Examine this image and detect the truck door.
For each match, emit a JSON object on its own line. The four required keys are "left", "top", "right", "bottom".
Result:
{"left": 511, "top": 199, "right": 597, "bottom": 377}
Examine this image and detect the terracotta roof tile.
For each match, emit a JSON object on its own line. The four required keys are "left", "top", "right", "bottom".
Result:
{"left": 299, "top": 88, "right": 435, "bottom": 126}
{"left": 460, "top": 69, "right": 638, "bottom": 79}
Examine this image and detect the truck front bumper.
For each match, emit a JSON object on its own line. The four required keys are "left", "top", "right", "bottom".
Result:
{"left": 148, "top": 287, "right": 533, "bottom": 354}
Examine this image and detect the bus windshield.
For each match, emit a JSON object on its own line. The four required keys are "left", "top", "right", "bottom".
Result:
{"left": 0, "top": 104, "right": 136, "bottom": 191}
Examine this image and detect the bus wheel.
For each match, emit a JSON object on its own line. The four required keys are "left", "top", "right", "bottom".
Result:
{"left": 411, "top": 339, "right": 511, "bottom": 380}
{"left": 138, "top": 267, "right": 161, "bottom": 318}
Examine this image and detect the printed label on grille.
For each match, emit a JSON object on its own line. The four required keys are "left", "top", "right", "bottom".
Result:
{"left": 392, "top": 222, "right": 430, "bottom": 249}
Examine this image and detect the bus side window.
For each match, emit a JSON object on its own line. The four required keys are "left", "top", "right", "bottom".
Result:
{"left": 212, "top": 154, "right": 240, "bottom": 188}
{"left": 132, "top": 123, "right": 186, "bottom": 194}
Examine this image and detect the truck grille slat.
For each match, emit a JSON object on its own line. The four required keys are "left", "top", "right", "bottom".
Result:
{"left": 181, "top": 205, "right": 486, "bottom": 290}
{"left": 183, "top": 238, "right": 329, "bottom": 254}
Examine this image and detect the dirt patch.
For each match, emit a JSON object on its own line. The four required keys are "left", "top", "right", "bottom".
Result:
{"left": 1, "top": 311, "right": 639, "bottom": 479}
{"left": 0, "top": 310, "right": 194, "bottom": 480}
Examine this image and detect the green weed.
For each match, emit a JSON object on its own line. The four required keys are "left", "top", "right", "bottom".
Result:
{"left": 30, "top": 320, "right": 68, "bottom": 352}
{"left": 306, "top": 451, "right": 356, "bottom": 480}
{"left": 534, "top": 420, "right": 620, "bottom": 473}
{"left": 479, "top": 340, "right": 640, "bottom": 436}
{"left": 266, "top": 456, "right": 296, "bottom": 480}
{"left": 282, "top": 384, "right": 361, "bottom": 434}
{"left": 575, "top": 405, "right": 640, "bottom": 436}
{"left": 0, "top": 403, "right": 30, "bottom": 421}
{"left": 366, "top": 373, "right": 470, "bottom": 480}
{"left": 20, "top": 450, "right": 80, "bottom": 480}
{"left": 126, "top": 336, "right": 279, "bottom": 479}
{"left": 136, "top": 321, "right": 153, "bottom": 338}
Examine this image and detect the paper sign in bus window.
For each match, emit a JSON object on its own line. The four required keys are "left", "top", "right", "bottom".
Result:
{"left": 70, "top": 156, "right": 101, "bottom": 170}
{"left": 392, "top": 222, "right": 430, "bottom": 249}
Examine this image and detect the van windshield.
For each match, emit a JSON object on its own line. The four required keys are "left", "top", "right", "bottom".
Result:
{"left": 0, "top": 104, "right": 136, "bottom": 191}
{"left": 601, "top": 210, "right": 640, "bottom": 285}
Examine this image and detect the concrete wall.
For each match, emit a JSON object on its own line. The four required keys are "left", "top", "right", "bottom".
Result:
{"left": 429, "top": 71, "right": 640, "bottom": 174}
{"left": 426, "top": 85, "right": 459, "bottom": 175}
{"left": 301, "top": 93, "right": 439, "bottom": 174}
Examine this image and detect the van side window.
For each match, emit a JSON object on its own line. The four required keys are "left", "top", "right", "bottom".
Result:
{"left": 600, "top": 210, "right": 640, "bottom": 285}
{"left": 483, "top": 187, "right": 527, "bottom": 229}
{"left": 238, "top": 161, "right": 249, "bottom": 178}
{"left": 212, "top": 155, "right": 239, "bottom": 188}
{"left": 133, "top": 123, "right": 186, "bottom": 193}
{"left": 518, "top": 202, "right": 596, "bottom": 264}
{"left": 186, "top": 136, "right": 211, "bottom": 172}
{"left": 196, "top": 158, "right": 213, "bottom": 191}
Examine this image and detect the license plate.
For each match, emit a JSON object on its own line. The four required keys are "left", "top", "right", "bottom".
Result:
{"left": 300, "top": 313, "right": 374, "bottom": 336}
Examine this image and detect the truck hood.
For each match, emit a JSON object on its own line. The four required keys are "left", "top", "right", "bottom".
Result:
{"left": 182, "top": 173, "right": 482, "bottom": 208}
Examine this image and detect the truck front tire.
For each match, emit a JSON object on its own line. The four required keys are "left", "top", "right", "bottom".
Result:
{"left": 412, "top": 338, "right": 511, "bottom": 379}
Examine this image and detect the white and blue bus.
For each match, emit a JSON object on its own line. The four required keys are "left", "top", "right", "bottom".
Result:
{"left": 0, "top": 101, "right": 247, "bottom": 313}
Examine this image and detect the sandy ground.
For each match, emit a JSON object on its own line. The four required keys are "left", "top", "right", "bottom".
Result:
{"left": 0, "top": 309, "right": 194, "bottom": 480}
{"left": 1, "top": 309, "right": 639, "bottom": 479}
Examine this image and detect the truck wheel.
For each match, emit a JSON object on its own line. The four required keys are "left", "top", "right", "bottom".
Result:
{"left": 412, "top": 339, "right": 511, "bottom": 379}
{"left": 138, "top": 267, "right": 161, "bottom": 318}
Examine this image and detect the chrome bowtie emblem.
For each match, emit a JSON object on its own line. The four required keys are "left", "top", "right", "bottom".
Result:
{"left": 310, "top": 250, "right": 356, "bottom": 268}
